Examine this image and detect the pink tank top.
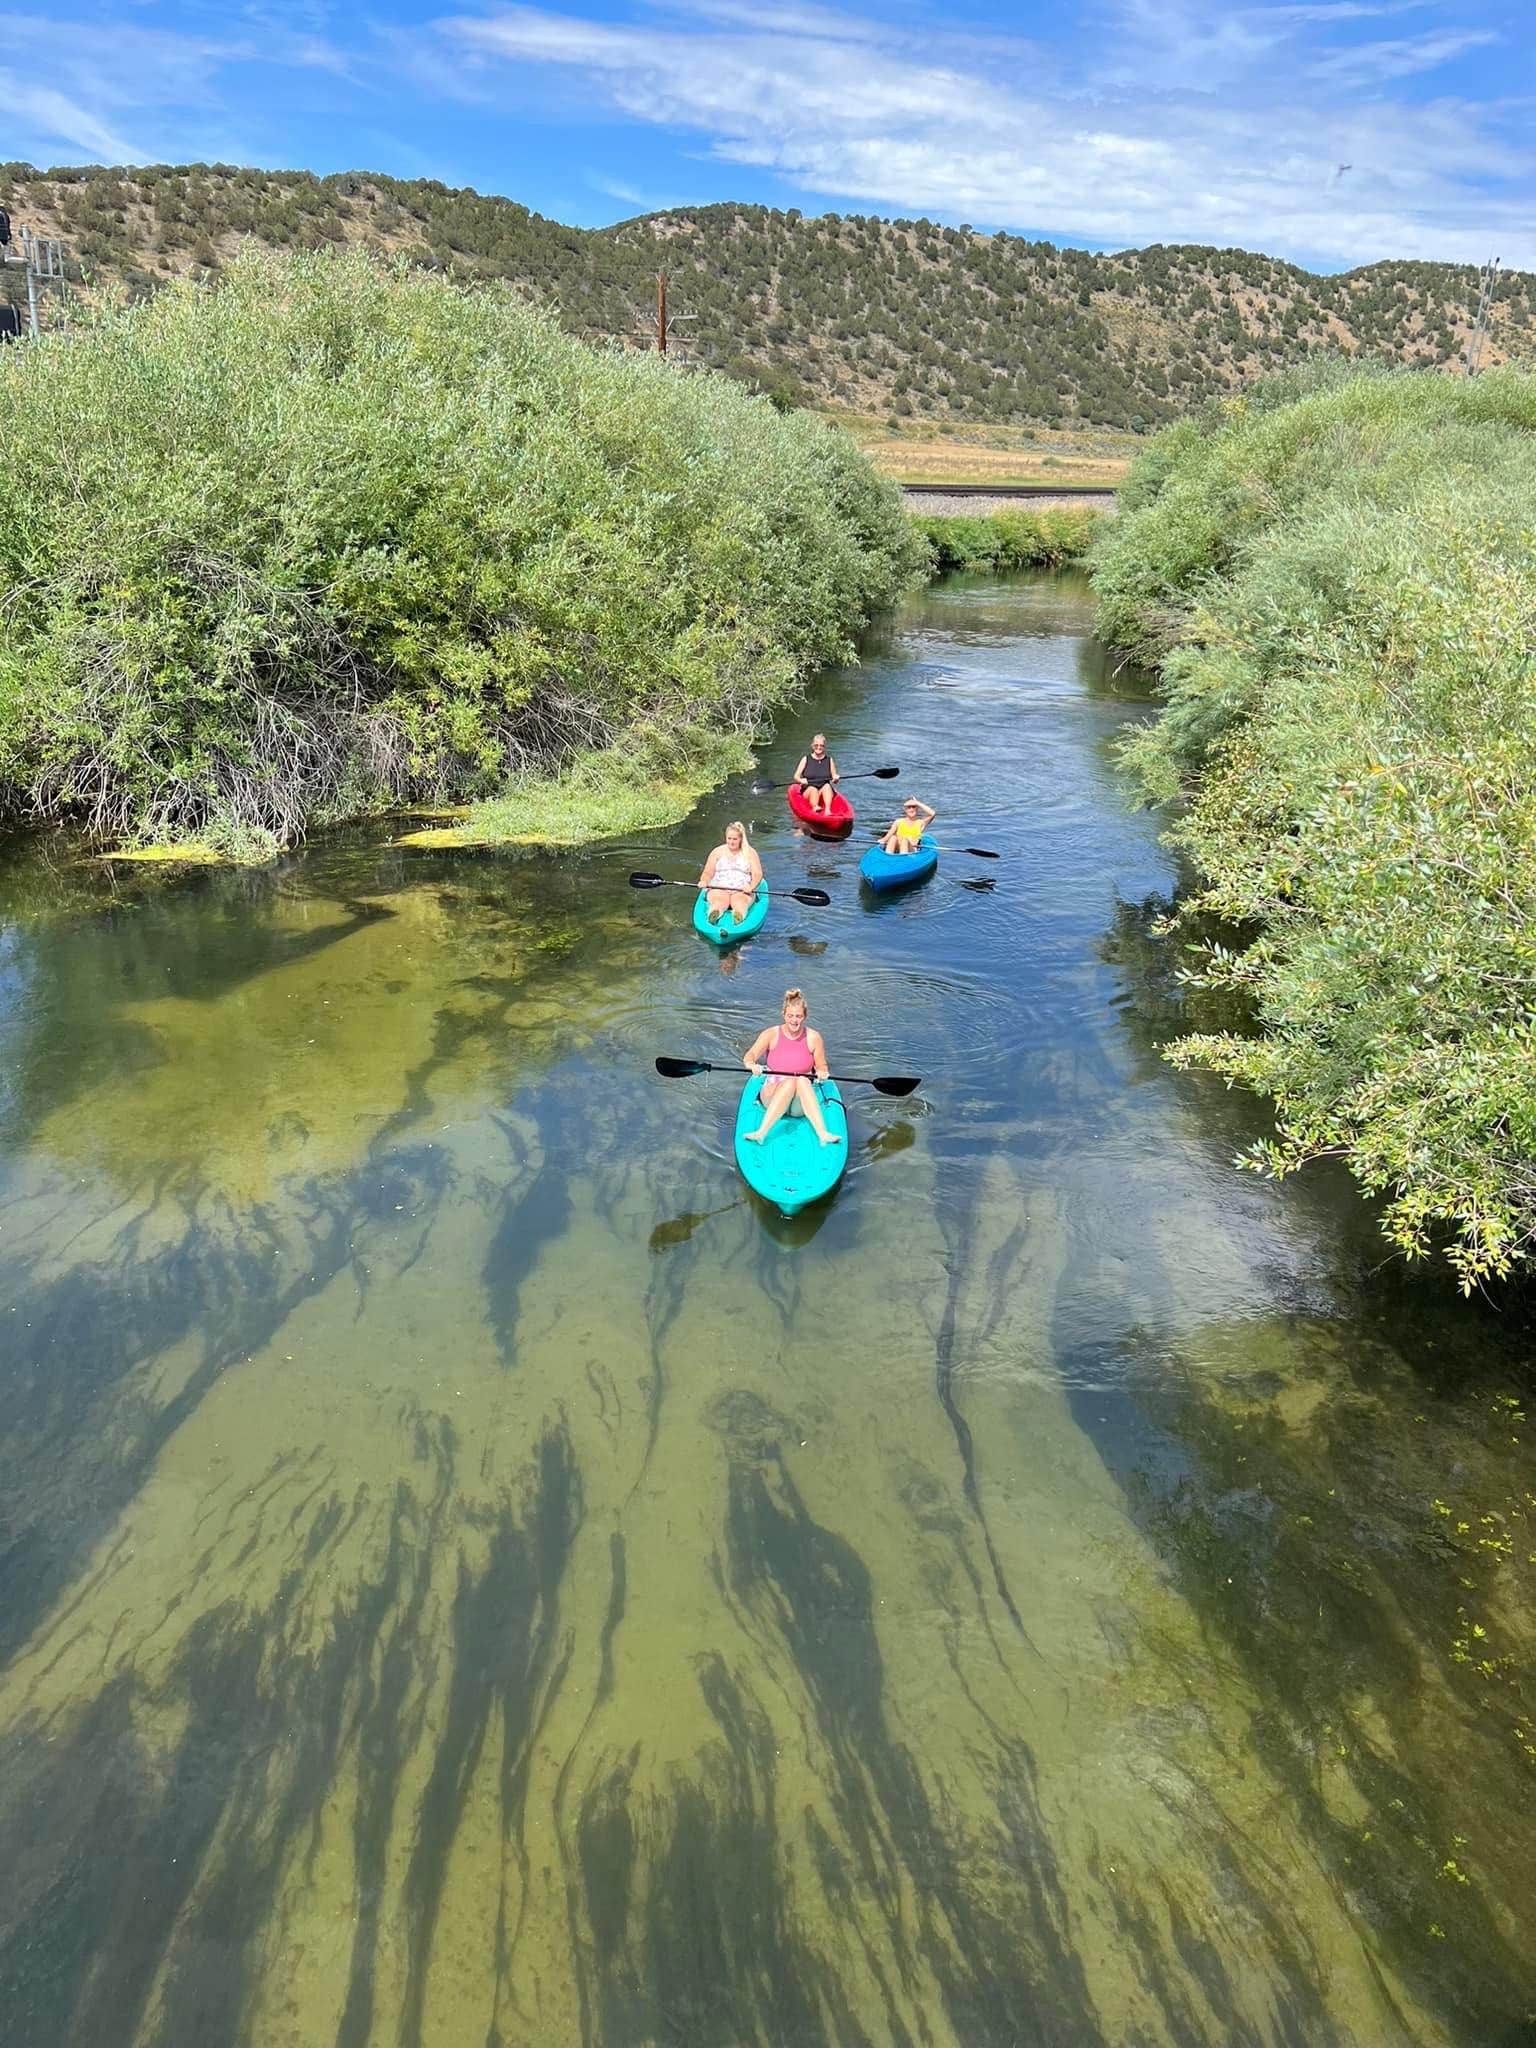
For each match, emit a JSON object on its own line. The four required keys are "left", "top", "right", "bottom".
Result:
{"left": 770, "top": 1026, "right": 814, "bottom": 1076}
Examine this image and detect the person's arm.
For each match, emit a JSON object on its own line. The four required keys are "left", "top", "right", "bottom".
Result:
{"left": 747, "top": 847, "right": 764, "bottom": 886}
{"left": 744, "top": 1027, "right": 772, "bottom": 1074}
{"left": 790, "top": 755, "right": 809, "bottom": 787}
{"left": 827, "top": 757, "right": 840, "bottom": 782}
{"left": 914, "top": 800, "right": 937, "bottom": 823}
{"left": 698, "top": 848, "right": 719, "bottom": 888}
{"left": 809, "top": 1030, "right": 829, "bottom": 1082}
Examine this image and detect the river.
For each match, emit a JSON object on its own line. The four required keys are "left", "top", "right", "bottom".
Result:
{"left": 0, "top": 571, "right": 1531, "bottom": 2047}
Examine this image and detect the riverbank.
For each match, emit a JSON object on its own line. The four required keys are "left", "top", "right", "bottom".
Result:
{"left": 1093, "top": 365, "right": 1536, "bottom": 1286}
{"left": 392, "top": 748, "right": 739, "bottom": 852}
{"left": 0, "top": 246, "right": 914, "bottom": 866}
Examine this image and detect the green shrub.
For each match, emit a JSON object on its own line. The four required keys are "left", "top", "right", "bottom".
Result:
{"left": 914, "top": 504, "right": 1101, "bottom": 574}
{"left": 0, "top": 246, "right": 915, "bottom": 854}
{"left": 1094, "top": 365, "right": 1536, "bottom": 1286}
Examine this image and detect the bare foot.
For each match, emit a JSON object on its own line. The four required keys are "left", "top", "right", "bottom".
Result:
{"left": 819, "top": 1133, "right": 844, "bottom": 1147}
{"left": 744, "top": 1128, "right": 767, "bottom": 1143}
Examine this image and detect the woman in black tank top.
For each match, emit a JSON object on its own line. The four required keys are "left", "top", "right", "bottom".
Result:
{"left": 792, "top": 732, "right": 839, "bottom": 815}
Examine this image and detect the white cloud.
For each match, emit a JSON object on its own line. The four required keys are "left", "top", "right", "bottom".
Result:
{"left": 438, "top": 0, "right": 1535, "bottom": 268}
{"left": 589, "top": 173, "right": 647, "bottom": 202}
{"left": 0, "top": 79, "right": 146, "bottom": 162}
{"left": 0, "top": 8, "right": 353, "bottom": 167}
{"left": 1310, "top": 28, "right": 1497, "bottom": 83}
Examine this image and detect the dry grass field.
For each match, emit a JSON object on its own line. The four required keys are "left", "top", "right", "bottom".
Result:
{"left": 831, "top": 413, "right": 1137, "bottom": 489}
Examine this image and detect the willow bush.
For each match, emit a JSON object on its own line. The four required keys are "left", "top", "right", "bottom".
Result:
{"left": 0, "top": 246, "right": 915, "bottom": 855}
{"left": 912, "top": 505, "right": 1100, "bottom": 574}
{"left": 1093, "top": 366, "right": 1536, "bottom": 1287}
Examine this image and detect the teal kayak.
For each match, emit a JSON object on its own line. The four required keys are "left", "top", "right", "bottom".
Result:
{"left": 859, "top": 834, "right": 938, "bottom": 892}
{"left": 693, "top": 881, "right": 769, "bottom": 946}
{"left": 733, "top": 1076, "right": 849, "bottom": 1216}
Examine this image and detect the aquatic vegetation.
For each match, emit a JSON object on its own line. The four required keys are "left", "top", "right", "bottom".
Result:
{"left": 0, "top": 247, "right": 915, "bottom": 859}
{"left": 1092, "top": 366, "right": 1536, "bottom": 1285}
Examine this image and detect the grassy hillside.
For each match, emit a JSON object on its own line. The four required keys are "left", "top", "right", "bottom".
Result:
{"left": 0, "top": 246, "right": 913, "bottom": 859}
{"left": 4, "top": 162, "right": 1533, "bottom": 431}
{"left": 1093, "top": 366, "right": 1536, "bottom": 1287}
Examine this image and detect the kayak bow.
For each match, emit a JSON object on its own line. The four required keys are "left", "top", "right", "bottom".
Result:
{"left": 693, "top": 880, "right": 770, "bottom": 946}
{"left": 859, "top": 834, "right": 938, "bottom": 893}
{"left": 787, "top": 784, "right": 855, "bottom": 836}
{"left": 733, "top": 1076, "right": 849, "bottom": 1216}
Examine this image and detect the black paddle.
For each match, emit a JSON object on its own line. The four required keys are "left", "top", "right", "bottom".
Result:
{"left": 629, "top": 873, "right": 831, "bottom": 907}
{"left": 867, "top": 830, "right": 1000, "bottom": 859}
{"left": 655, "top": 1056, "right": 919, "bottom": 1097}
{"left": 752, "top": 765, "right": 900, "bottom": 794}
{"left": 860, "top": 831, "right": 1003, "bottom": 864}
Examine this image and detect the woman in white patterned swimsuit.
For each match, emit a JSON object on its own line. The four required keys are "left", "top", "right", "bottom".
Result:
{"left": 698, "top": 820, "right": 763, "bottom": 924}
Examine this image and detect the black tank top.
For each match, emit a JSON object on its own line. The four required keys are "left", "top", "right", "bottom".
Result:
{"left": 803, "top": 752, "right": 832, "bottom": 786}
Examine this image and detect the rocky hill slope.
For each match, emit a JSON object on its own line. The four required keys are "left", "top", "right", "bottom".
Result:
{"left": 3, "top": 162, "right": 1530, "bottom": 429}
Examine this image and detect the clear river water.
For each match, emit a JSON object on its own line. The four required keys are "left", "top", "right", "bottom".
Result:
{"left": 0, "top": 571, "right": 1532, "bottom": 2048}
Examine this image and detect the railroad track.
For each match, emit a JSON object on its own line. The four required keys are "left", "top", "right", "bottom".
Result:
{"left": 899, "top": 481, "right": 1119, "bottom": 501}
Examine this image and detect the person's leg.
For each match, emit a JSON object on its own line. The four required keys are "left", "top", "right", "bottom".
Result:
{"left": 707, "top": 887, "right": 730, "bottom": 923}
{"left": 881, "top": 827, "right": 899, "bottom": 853}
{"left": 811, "top": 784, "right": 829, "bottom": 813}
{"left": 796, "top": 1076, "right": 841, "bottom": 1144}
{"left": 727, "top": 889, "right": 752, "bottom": 920}
{"left": 745, "top": 1077, "right": 795, "bottom": 1141}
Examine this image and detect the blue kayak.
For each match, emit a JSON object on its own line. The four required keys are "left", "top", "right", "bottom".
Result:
{"left": 733, "top": 1076, "right": 849, "bottom": 1216}
{"left": 693, "top": 881, "right": 769, "bottom": 946}
{"left": 859, "top": 834, "right": 938, "bottom": 892}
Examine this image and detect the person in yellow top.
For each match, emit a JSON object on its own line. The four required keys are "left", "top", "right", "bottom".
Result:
{"left": 880, "top": 795, "right": 936, "bottom": 856}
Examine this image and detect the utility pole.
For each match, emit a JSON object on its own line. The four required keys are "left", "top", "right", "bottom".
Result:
{"left": 1464, "top": 256, "right": 1500, "bottom": 377}
{"left": 634, "top": 269, "right": 696, "bottom": 362}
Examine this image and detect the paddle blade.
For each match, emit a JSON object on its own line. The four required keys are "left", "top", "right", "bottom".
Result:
{"left": 789, "top": 887, "right": 831, "bottom": 906}
{"left": 962, "top": 877, "right": 996, "bottom": 892}
{"left": 963, "top": 847, "right": 1000, "bottom": 859}
{"left": 654, "top": 1056, "right": 711, "bottom": 1078}
{"left": 650, "top": 1210, "right": 707, "bottom": 1250}
{"left": 870, "top": 766, "right": 901, "bottom": 779}
{"left": 871, "top": 1075, "right": 920, "bottom": 1096}
{"left": 750, "top": 779, "right": 777, "bottom": 794}
{"left": 629, "top": 871, "right": 666, "bottom": 888}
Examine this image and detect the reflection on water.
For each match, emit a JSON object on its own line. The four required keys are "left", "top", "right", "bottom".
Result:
{"left": 1, "top": 574, "right": 1532, "bottom": 2048}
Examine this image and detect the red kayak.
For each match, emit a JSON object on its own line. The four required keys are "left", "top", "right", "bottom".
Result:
{"left": 787, "top": 783, "right": 855, "bottom": 836}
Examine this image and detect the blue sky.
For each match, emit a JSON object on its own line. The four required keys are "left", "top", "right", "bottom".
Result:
{"left": 5, "top": 0, "right": 1533, "bottom": 269}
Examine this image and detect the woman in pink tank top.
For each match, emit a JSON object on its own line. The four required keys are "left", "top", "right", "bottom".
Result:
{"left": 741, "top": 989, "right": 841, "bottom": 1148}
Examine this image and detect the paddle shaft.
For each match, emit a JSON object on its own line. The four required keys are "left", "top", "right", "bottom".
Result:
{"left": 629, "top": 874, "right": 829, "bottom": 906}
{"left": 756, "top": 765, "right": 899, "bottom": 792}
{"left": 866, "top": 831, "right": 999, "bottom": 859}
{"left": 656, "top": 1058, "right": 916, "bottom": 1094}
{"left": 757, "top": 1068, "right": 921, "bottom": 1095}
